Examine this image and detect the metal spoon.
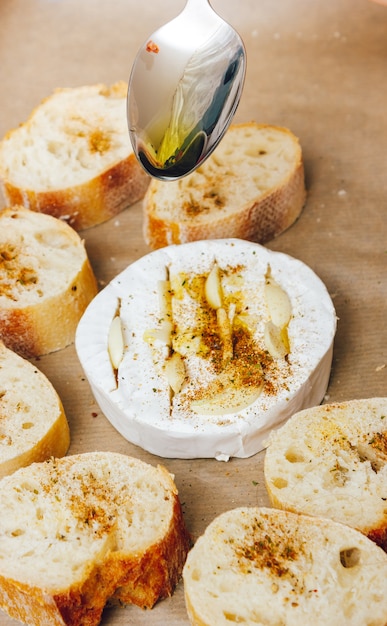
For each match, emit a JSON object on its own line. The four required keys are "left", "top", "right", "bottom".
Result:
{"left": 127, "top": 0, "right": 246, "bottom": 180}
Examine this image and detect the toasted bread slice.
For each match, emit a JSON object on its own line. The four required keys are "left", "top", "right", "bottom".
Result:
{"left": 0, "top": 341, "right": 70, "bottom": 478}
{"left": 183, "top": 507, "right": 387, "bottom": 626}
{"left": 0, "top": 82, "right": 150, "bottom": 231}
{"left": 143, "top": 122, "right": 306, "bottom": 249}
{"left": 0, "top": 205, "right": 98, "bottom": 357}
{"left": 0, "top": 451, "right": 190, "bottom": 626}
{"left": 264, "top": 398, "right": 387, "bottom": 551}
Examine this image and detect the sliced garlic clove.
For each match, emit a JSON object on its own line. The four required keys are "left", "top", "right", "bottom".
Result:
{"left": 264, "top": 320, "right": 289, "bottom": 359}
{"left": 228, "top": 301, "right": 236, "bottom": 325}
{"left": 172, "top": 331, "right": 201, "bottom": 357}
{"left": 216, "top": 307, "right": 233, "bottom": 363}
{"left": 165, "top": 351, "right": 186, "bottom": 394}
{"left": 280, "top": 325, "right": 290, "bottom": 355}
{"left": 108, "top": 316, "right": 124, "bottom": 369}
{"left": 264, "top": 278, "right": 292, "bottom": 328}
{"left": 158, "top": 279, "right": 172, "bottom": 319}
{"left": 143, "top": 320, "right": 173, "bottom": 347}
{"left": 205, "top": 263, "right": 223, "bottom": 309}
{"left": 191, "top": 385, "right": 263, "bottom": 415}
{"left": 234, "top": 312, "right": 255, "bottom": 332}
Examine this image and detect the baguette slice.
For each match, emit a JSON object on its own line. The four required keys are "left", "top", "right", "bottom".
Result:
{"left": 0, "top": 341, "right": 70, "bottom": 478}
{"left": 183, "top": 507, "right": 387, "bottom": 626}
{"left": 143, "top": 122, "right": 306, "bottom": 250}
{"left": 76, "top": 238, "right": 336, "bottom": 461}
{"left": 0, "top": 82, "right": 150, "bottom": 231}
{"left": 0, "top": 451, "right": 190, "bottom": 626}
{"left": 0, "top": 205, "right": 98, "bottom": 357}
{"left": 264, "top": 398, "right": 387, "bottom": 551}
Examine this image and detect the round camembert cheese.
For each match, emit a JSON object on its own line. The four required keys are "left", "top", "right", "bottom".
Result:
{"left": 75, "top": 239, "right": 336, "bottom": 460}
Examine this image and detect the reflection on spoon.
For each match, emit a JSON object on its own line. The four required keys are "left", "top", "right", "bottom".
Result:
{"left": 128, "top": 0, "right": 246, "bottom": 180}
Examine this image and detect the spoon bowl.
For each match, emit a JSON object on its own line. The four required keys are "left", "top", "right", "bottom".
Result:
{"left": 128, "top": 0, "right": 246, "bottom": 180}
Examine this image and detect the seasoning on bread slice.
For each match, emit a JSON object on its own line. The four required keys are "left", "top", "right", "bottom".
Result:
{"left": 0, "top": 205, "right": 98, "bottom": 357}
{"left": 264, "top": 398, "right": 387, "bottom": 551}
{"left": 0, "top": 82, "right": 150, "bottom": 231}
{"left": 183, "top": 507, "right": 387, "bottom": 626}
{"left": 0, "top": 451, "right": 190, "bottom": 626}
{"left": 0, "top": 341, "right": 70, "bottom": 479}
{"left": 76, "top": 238, "right": 336, "bottom": 461}
{"left": 143, "top": 122, "right": 306, "bottom": 250}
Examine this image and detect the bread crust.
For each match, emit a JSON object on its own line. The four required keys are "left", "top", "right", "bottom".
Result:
{"left": 264, "top": 398, "right": 387, "bottom": 552}
{"left": 0, "top": 260, "right": 98, "bottom": 357}
{"left": 0, "top": 453, "right": 191, "bottom": 626}
{"left": 183, "top": 506, "right": 387, "bottom": 626}
{"left": 0, "top": 406, "right": 70, "bottom": 480}
{"left": 1, "top": 154, "right": 150, "bottom": 232}
{"left": 143, "top": 122, "right": 306, "bottom": 249}
{"left": 0, "top": 83, "right": 150, "bottom": 231}
{"left": 0, "top": 341, "right": 70, "bottom": 479}
{"left": 0, "top": 206, "right": 98, "bottom": 357}
{"left": 112, "top": 496, "right": 191, "bottom": 608}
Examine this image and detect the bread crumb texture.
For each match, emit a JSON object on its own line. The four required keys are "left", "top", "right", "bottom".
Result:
{"left": 0, "top": 206, "right": 98, "bottom": 357}
{"left": 143, "top": 123, "right": 306, "bottom": 249}
{"left": 0, "top": 341, "right": 69, "bottom": 477}
{"left": 0, "top": 83, "right": 130, "bottom": 189}
{"left": 0, "top": 208, "right": 88, "bottom": 303}
{"left": 183, "top": 507, "right": 387, "bottom": 626}
{"left": 0, "top": 452, "right": 190, "bottom": 626}
{"left": 264, "top": 398, "right": 387, "bottom": 549}
{"left": 0, "top": 82, "right": 150, "bottom": 230}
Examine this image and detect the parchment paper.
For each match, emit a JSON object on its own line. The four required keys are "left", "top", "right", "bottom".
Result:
{"left": 0, "top": 1, "right": 386, "bottom": 623}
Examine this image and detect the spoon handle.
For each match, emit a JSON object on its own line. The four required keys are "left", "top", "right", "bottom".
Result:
{"left": 185, "top": 0, "right": 210, "bottom": 7}
{"left": 182, "top": 0, "right": 217, "bottom": 24}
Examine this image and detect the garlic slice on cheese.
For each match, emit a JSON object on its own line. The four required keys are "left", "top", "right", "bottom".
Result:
{"left": 216, "top": 307, "right": 233, "bottom": 364}
{"left": 158, "top": 278, "right": 173, "bottom": 320}
{"left": 76, "top": 239, "right": 337, "bottom": 461}
{"left": 143, "top": 279, "right": 173, "bottom": 348}
{"left": 143, "top": 320, "right": 173, "bottom": 347}
{"left": 264, "top": 266, "right": 292, "bottom": 328}
{"left": 205, "top": 263, "right": 223, "bottom": 309}
{"left": 264, "top": 266, "right": 292, "bottom": 358}
{"left": 108, "top": 314, "right": 124, "bottom": 370}
{"left": 191, "top": 385, "right": 263, "bottom": 415}
{"left": 165, "top": 352, "right": 186, "bottom": 394}
{"left": 264, "top": 320, "right": 289, "bottom": 360}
